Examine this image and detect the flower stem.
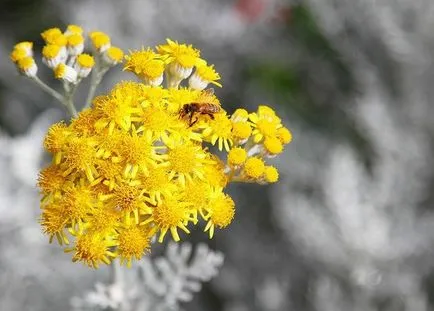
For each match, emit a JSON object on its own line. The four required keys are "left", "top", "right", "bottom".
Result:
{"left": 31, "top": 76, "right": 64, "bottom": 103}
{"left": 65, "top": 92, "right": 78, "bottom": 117}
{"left": 85, "top": 61, "right": 109, "bottom": 109}
{"left": 31, "top": 76, "right": 78, "bottom": 117}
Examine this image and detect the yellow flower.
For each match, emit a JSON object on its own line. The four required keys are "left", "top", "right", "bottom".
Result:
{"left": 133, "top": 105, "right": 181, "bottom": 142}
{"left": 203, "top": 189, "right": 235, "bottom": 238}
{"left": 67, "top": 34, "right": 84, "bottom": 55}
{"left": 75, "top": 54, "right": 95, "bottom": 78}
{"left": 263, "top": 136, "right": 283, "bottom": 155}
{"left": 277, "top": 127, "right": 293, "bottom": 144}
{"left": 103, "top": 46, "right": 124, "bottom": 65}
{"left": 61, "top": 136, "right": 98, "bottom": 182}
{"left": 249, "top": 105, "right": 282, "bottom": 143}
{"left": 42, "top": 44, "right": 64, "bottom": 68}
{"left": 89, "top": 31, "right": 111, "bottom": 52}
{"left": 264, "top": 166, "right": 279, "bottom": 183}
{"left": 115, "top": 128, "right": 159, "bottom": 178}
{"left": 93, "top": 158, "right": 124, "bottom": 191}
{"left": 243, "top": 157, "right": 265, "bottom": 179}
{"left": 77, "top": 53, "right": 95, "bottom": 68}
{"left": 183, "top": 181, "right": 212, "bottom": 218}
{"left": 54, "top": 63, "right": 78, "bottom": 84}
{"left": 44, "top": 122, "right": 71, "bottom": 164}
{"left": 70, "top": 109, "right": 100, "bottom": 137}
{"left": 65, "top": 24, "right": 83, "bottom": 35}
{"left": 227, "top": 147, "right": 247, "bottom": 166}
{"left": 38, "top": 165, "right": 68, "bottom": 204}
{"left": 10, "top": 41, "right": 33, "bottom": 63}
{"left": 124, "top": 48, "right": 167, "bottom": 85}
{"left": 10, "top": 48, "right": 28, "bottom": 63}
{"left": 139, "top": 166, "right": 176, "bottom": 204}
{"left": 66, "top": 232, "right": 116, "bottom": 268}
{"left": 40, "top": 203, "right": 69, "bottom": 245}
{"left": 157, "top": 38, "right": 202, "bottom": 69}
{"left": 142, "top": 194, "right": 192, "bottom": 242}
{"left": 116, "top": 225, "right": 151, "bottom": 267}
{"left": 100, "top": 181, "right": 151, "bottom": 225}
{"left": 16, "top": 57, "right": 38, "bottom": 78}
{"left": 203, "top": 158, "right": 228, "bottom": 188}
{"left": 165, "top": 139, "right": 213, "bottom": 186}
{"left": 41, "top": 28, "right": 64, "bottom": 45}
{"left": 84, "top": 206, "right": 120, "bottom": 236}
{"left": 231, "top": 122, "right": 252, "bottom": 142}
{"left": 59, "top": 184, "right": 96, "bottom": 230}
{"left": 93, "top": 93, "right": 134, "bottom": 134}
{"left": 202, "top": 113, "right": 233, "bottom": 151}
{"left": 26, "top": 31, "right": 292, "bottom": 267}
{"left": 189, "top": 63, "right": 222, "bottom": 90}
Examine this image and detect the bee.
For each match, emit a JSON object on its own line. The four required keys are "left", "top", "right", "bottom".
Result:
{"left": 179, "top": 88, "right": 221, "bottom": 127}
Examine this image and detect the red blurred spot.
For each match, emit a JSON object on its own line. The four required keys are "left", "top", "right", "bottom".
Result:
{"left": 234, "top": 0, "right": 265, "bottom": 22}
{"left": 272, "top": 6, "right": 292, "bottom": 24}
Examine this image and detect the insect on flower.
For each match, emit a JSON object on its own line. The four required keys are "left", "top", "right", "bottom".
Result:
{"left": 179, "top": 88, "right": 221, "bottom": 127}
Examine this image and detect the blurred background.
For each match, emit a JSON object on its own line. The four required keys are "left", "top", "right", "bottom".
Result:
{"left": 2, "top": 0, "right": 434, "bottom": 310}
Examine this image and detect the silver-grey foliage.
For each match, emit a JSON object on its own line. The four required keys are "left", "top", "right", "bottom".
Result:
{"left": 71, "top": 242, "right": 224, "bottom": 311}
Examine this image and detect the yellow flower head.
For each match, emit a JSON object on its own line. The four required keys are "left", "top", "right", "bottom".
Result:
{"left": 124, "top": 48, "right": 166, "bottom": 85}
{"left": 104, "top": 46, "right": 124, "bottom": 65}
{"left": 189, "top": 63, "right": 222, "bottom": 89}
{"left": 249, "top": 105, "right": 282, "bottom": 143}
{"left": 65, "top": 24, "right": 83, "bottom": 35}
{"left": 203, "top": 156, "right": 228, "bottom": 188}
{"left": 263, "top": 136, "right": 283, "bottom": 155}
{"left": 202, "top": 113, "right": 233, "bottom": 151}
{"left": 41, "top": 28, "right": 63, "bottom": 44}
{"left": 165, "top": 139, "right": 213, "bottom": 186}
{"left": 231, "top": 121, "right": 252, "bottom": 142}
{"left": 40, "top": 203, "right": 69, "bottom": 245}
{"left": 44, "top": 122, "right": 71, "bottom": 159}
{"left": 227, "top": 147, "right": 247, "bottom": 166}
{"left": 38, "top": 165, "right": 68, "bottom": 198}
{"left": 66, "top": 232, "right": 116, "bottom": 268}
{"left": 67, "top": 34, "right": 85, "bottom": 55}
{"left": 28, "top": 30, "right": 291, "bottom": 267}
{"left": 157, "top": 38, "right": 202, "bottom": 69}
{"left": 204, "top": 190, "right": 235, "bottom": 238}
{"left": 142, "top": 193, "right": 192, "bottom": 242}
{"left": 277, "top": 127, "right": 293, "bottom": 144}
{"left": 77, "top": 54, "right": 95, "bottom": 68}
{"left": 264, "top": 166, "right": 279, "bottom": 183}
{"left": 10, "top": 41, "right": 33, "bottom": 63}
{"left": 43, "top": 44, "right": 61, "bottom": 59}
{"left": 17, "top": 57, "right": 37, "bottom": 77}
{"left": 243, "top": 157, "right": 265, "bottom": 179}
{"left": 89, "top": 31, "right": 111, "bottom": 52}
{"left": 116, "top": 225, "right": 151, "bottom": 267}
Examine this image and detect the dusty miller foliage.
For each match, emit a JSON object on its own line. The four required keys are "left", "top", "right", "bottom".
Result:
{"left": 70, "top": 242, "right": 224, "bottom": 311}
{"left": 270, "top": 1, "right": 434, "bottom": 311}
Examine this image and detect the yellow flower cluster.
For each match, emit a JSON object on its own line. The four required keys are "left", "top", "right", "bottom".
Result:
{"left": 19, "top": 30, "right": 293, "bottom": 268}
{"left": 10, "top": 25, "right": 123, "bottom": 82}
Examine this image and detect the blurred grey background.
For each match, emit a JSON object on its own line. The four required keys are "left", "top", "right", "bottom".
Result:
{"left": 2, "top": 0, "right": 434, "bottom": 310}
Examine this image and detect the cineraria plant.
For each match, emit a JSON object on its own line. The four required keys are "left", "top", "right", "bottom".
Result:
{"left": 11, "top": 25, "right": 291, "bottom": 278}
